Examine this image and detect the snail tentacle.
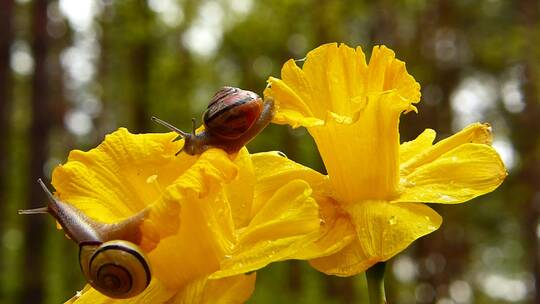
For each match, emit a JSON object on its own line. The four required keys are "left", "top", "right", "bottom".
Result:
{"left": 151, "top": 116, "right": 190, "bottom": 138}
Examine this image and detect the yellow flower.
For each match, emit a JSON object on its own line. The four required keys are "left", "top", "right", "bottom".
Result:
{"left": 52, "top": 128, "right": 321, "bottom": 303}
{"left": 263, "top": 43, "right": 507, "bottom": 275}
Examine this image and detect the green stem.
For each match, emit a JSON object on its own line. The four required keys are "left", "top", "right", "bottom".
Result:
{"left": 366, "top": 262, "right": 387, "bottom": 304}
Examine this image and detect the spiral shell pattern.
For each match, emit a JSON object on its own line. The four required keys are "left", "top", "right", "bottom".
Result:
{"left": 80, "top": 240, "right": 151, "bottom": 299}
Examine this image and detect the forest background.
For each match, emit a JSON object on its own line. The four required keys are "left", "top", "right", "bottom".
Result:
{"left": 0, "top": 0, "right": 539, "bottom": 303}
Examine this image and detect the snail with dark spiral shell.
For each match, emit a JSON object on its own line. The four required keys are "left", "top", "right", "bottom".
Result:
{"left": 152, "top": 86, "right": 275, "bottom": 155}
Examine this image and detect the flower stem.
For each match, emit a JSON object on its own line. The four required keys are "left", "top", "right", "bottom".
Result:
{"left": 366, "top": 262, "right": 387, "bottom": 304}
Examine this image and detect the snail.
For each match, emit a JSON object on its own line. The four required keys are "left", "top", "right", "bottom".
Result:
{"left": 152, "top": 86, "right": 275, "bottom": 155}
{"left": 19, "top": 179, "right": 151, "bottom": 299}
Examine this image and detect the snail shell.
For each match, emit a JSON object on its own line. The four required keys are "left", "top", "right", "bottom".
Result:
{"left": 203, "top": 87, "right": 263, "bottom": 139}
{"left": 80, "top": 240, "right": 151, "bottom": 299}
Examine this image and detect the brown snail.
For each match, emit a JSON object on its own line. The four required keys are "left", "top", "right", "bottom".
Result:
{"left": 152, "top": 86, "right": 275, "bottom": 155}
{"left": 19, "top": 179, "right": 151, "bottom": 299}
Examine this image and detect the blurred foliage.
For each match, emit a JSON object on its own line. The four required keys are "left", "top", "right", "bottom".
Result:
{"left": 0, "top": 0, "right": 539, "bottom": 303}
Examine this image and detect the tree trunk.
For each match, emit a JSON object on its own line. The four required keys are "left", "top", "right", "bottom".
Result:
{"left": 0, "top": 1, "right": 14, "bottom": 301}
{"left": 517, "top": 0, "right": 540, "bottom": 301}
{"left": 0, "top": 0, "right": 14, "bottom": 261}
{"left": 21, "top": 0, "right": 50, "bottom": 302}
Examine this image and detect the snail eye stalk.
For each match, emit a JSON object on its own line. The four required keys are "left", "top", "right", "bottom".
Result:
{"left": 151, "top": 116, "right": 190, "bottom": 138}
{"left": 191, "top": 117, "right": 197, "bottom": 136}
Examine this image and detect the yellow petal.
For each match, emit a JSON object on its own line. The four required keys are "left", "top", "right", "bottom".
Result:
{"left": 311, "top": 200, "right": 441, "bottom": 276}
{"left": 273, "top": 105, "right": 326, "bottom": 128}
{"left": 148, "top": 195, "right": 226, "bottom": 289}
{"left": 264, "top": 77, "right": 324, "bottom": 128}
{"left": 52, "top": 128, "right": 189, "bottom": 222}
{"left": 266, "top": 43, "right": 368, "bottom": 127}
{"left": 163, "top": 148, "right": 239, "bottom": 198}
{"left": 65, "top": 279, "right": 175, "bottom": 304}
{"left": 212, "top": 234, "right": 317, "bottom": 280}
{"left": 278, "top": 60, "right": 314, "bottom": 115}
{"left": 293, "top": 196, "right": 356, "bottom": 260}
{"left": 396, "top": 143, "right": 507, "bottom": 204}
{"left": 302, "top": 43, "right": 368, "bottom": 118}
{"left": 211, "top": 180, "right": 320, "bottom": 278}
{"left": 251, "top": 151, "right": 329, "bottom": 216}
{"left": 310, "top": 91, "right": 407, "bottom": 203}
{"left": 345, "top": 200, "right": 441, "bottom": 262}
{"left": 239, "top": 179, "right": 319, "bottom": 244}
{"left": 400, "top": 129, "right": 436, "bottom": 164}
{"left": 400, "top": 123, "right": 493, "bottom": 175}
{"left": 251, "top": 152, "right": 354, "bottom": 260}
{"left": 309, "top": 237, "right": 374, "bottom": 276}
{"left": 366, "top": 45, "right": 420, "bottom": 104}
{"left": 266, "top": 44, "right": 419, "bottom": 126}
{"left": 224, "top": 148, "right": 255, "bottom": 229}
{"left": 167, "top": 274, "right": 256, "bottom": 304}
{"left": 147, "top": 149, "right": 239, "bottom": 289}
{"left": 201, "top": 274, "right": 256, "bottom": 304}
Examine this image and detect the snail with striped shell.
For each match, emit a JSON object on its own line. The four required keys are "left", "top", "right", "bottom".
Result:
{"left": 19, "top": 179, "right": 151, "bottom": 299}
{"left": 152, "top": 86, "right": 275, "bottom": 155}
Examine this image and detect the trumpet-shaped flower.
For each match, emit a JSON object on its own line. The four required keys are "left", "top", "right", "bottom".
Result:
{"left": 263, "top": 43, "right": 507, "bottom": 275}
{"left": 52, "top": 128, "right": 322, "bottom": 303}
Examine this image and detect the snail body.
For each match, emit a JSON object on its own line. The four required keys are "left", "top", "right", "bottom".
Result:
{"left": 152, "top": 86, "right": 275, "bottom": 155}
{"left": 19, "top": 179, "right": 151, "bottom": 299}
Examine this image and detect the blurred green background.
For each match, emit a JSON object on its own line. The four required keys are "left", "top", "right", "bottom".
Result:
{"left": 0, "top": 0, "right": 539, "bottom": 303}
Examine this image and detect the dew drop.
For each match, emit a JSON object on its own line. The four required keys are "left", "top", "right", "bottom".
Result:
{"left": 146, "top": 174, "right": 158, "bottom": 183}
{"left": 389, "top": 216, "right": 397, "bottom": 225}
{"left": 439, "top": 194, "right": 454, "bottom": 202}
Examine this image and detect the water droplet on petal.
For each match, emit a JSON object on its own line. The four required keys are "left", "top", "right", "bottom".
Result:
{"left": 439, "top": 194, "right": 454, "bottom": 202}
{"left": 389, "top": 216, "right": 397, "bottom": 225}
{"left": 146, "top": 174, "right": 158, "bottom": 183}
